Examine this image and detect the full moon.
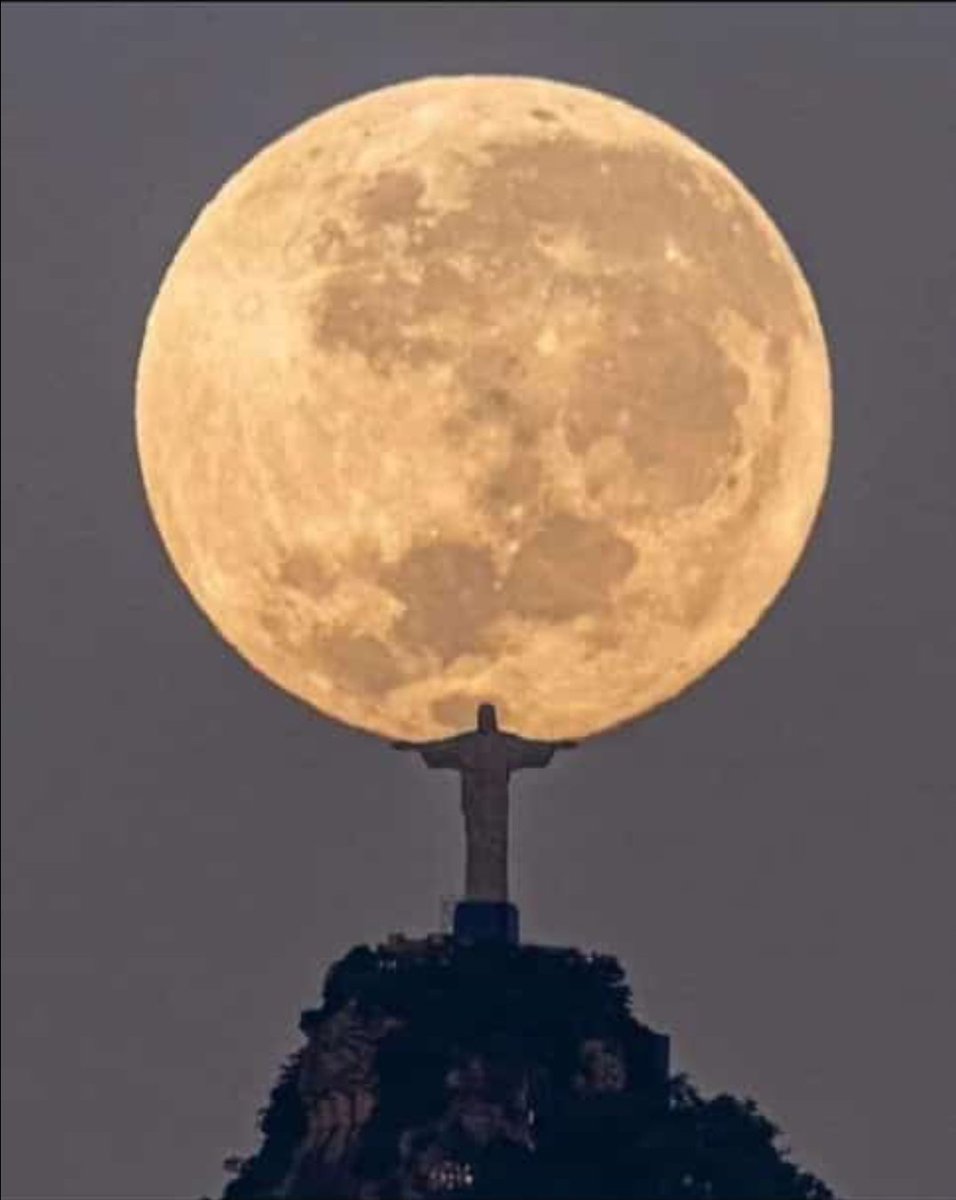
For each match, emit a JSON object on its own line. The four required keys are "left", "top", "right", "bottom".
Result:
{"left": 136, "top": 76, "right": 831, "bottom": 741}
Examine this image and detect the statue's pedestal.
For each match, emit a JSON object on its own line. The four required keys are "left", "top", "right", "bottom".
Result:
{"left": 453, "top": 900, "right": 519, "bottom": 944}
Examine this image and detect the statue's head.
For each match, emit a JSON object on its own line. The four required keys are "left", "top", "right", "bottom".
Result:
{"left": 477, "top": 703, "right": 498, "bottom": 733}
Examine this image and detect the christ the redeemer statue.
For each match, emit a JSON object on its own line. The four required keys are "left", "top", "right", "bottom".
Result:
{"left": 392, "top": 703, "right": 576, "bottom": 923}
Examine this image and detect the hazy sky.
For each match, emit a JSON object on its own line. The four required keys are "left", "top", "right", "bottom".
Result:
{"left": 3, "top": 5, "right": 954, "bottom": 1199}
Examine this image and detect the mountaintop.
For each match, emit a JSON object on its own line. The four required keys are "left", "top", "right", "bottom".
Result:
{"left": 221, "top": 936, "right": 833, "bottom": 1200}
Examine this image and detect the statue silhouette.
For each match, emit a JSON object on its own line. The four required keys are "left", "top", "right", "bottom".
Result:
{"left": 392, "top": 703, "right": 577, "bottom": 903}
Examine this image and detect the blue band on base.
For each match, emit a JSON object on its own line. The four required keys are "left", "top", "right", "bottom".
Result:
{"left": 453, "top": 900, "right": 520, "bottom": 944}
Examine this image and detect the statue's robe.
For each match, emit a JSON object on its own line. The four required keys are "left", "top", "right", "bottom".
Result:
{"left": 415, "top": 731, "right": 558, "bottom": 902}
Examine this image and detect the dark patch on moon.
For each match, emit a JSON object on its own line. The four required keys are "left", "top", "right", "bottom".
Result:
{"left": 444, "top": 345, "right": 541, "bottom": 452}
{"left": 353, "top": 168, "right": 426, "bottom": 226}
{"left": 311, "top": 630, "right": 408, "bottom": 695}
{"left": 278, "top": 548, "right": 335, "bottom": 600}
{"left": 258, "top": 603, "right": 295, "bottom": 654}
{"left": 502, "top": 513, "right": 637, "bottom": 621}
{"left": 454, "top": 343, "right": 527, "bottom": 406}
{"left": 381, "top": 540, "right": 503, "bottom": 665}
{"left": 464, "top": 135, "right": 805, "bottom": 334}
{"left": 314, "top": 269, "right": 445, "bottom": 372}
{"left": 430, "top": 692, "right": 507, "bottom": 731}
{"left": 325, "top": 129, "right": 807, "bottom": 349}
{"left": 567, "top": 295, "right": 748, "bottom": 510}
{"left": 412, "top": 258, "right": 486, "bottom": 322}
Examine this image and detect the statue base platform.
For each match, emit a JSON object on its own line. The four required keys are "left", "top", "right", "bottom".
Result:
{"left": 453, "top": 899, "right": 519, "bottom": 944}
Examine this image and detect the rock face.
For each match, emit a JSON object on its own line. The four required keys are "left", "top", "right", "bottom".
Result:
{"left": 222, "top": 938, "right": 832, "bottom": 1200}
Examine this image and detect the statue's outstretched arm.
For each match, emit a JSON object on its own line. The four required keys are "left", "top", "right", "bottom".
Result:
{"left": 391, "top": 733, "right": 466, "bottom": 769}
{"left": 505, "top": 734, "right": 577, "bottom": 770}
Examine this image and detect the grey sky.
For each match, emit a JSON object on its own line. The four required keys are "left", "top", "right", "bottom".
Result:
{"left": 2, "top": 4, "right": 954, "bottom": 1199}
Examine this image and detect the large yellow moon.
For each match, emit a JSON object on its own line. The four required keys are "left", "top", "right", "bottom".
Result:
{"left": 136, "top": 76, "right": 831, "bottom": 742}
